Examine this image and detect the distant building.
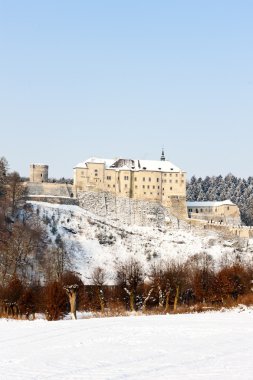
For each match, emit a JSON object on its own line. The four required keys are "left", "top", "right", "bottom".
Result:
{"left": 187, "top": 200, "right": 241, "bottom": 225}
{"left": 74, "top": 152, "right": 187, "bottom": 219}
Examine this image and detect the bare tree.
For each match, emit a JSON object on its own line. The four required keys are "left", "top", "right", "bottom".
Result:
{"left": 91, "top": 267, "right": 106, "bottom": 313}
{"left": 6, "top": 172, "right": 27, "bottom": 216}
{"left": 142, "top": 287, "right": 154, "bottom": 312}
{"left": 0, "top": 157, "right": 8, "bottom": 197}
{"left": 0, "top": 221, "right": 46, "bottom": 284}
{"left": 116, "top": 258, "right": 144, "bottom": 312}
{"left": 42, "top": 237, "right": 72, "bottom": 282}
{"left": 148, "top": 261, "right": 170, "bottom": 309}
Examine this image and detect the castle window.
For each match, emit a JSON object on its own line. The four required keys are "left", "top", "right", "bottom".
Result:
{"left": 150, "top": 192, "right": 153, "bottom": 195}
{"left": 170, "top": 180, "right": 172, "bottom": 183}
{"left": 175, "top": 180, "right": 178, "bottom": 183}
{"left": 107, "top": 176, "right": 111, "bottom": 180}
{"left": 95, "top": 173, "right": 98, "bottom": 177}
{"left": 149, "top": 177, "right": 151, "bottom": 182}
{"left": 153, "top": 185, "right": 155, "bottom": 189}
{"left": 108, "top": 184, "right": 110, "bottom": 188}
{"left": 158, "top": 186, "right": 160, "bottom": 189}
{"left": 125, "top": 184, "right": 127, "bottom": 188}
{"left": 134, "top": 177, "right": 137, "bottom": 181}
{"left": 113, "top": 185, "right": 115, "bottom": 188}
{"left": 143, "top": 185, "right": 145, "bottom": 189}
{"left": 81, "top": 171, "right": 84, "bottom": 175}
{"left": 94, "top": 169, "right": 98, "bottom": 173}
{"left": 164, "top": 173, "right": 167, "bottom": 177}
{"left": 143, "top": 177, "right": 145, "bottom": 181}
{"left": 135, "top": 185, "right": 138, "bottom": 189}
{"left": 170, "top": 173, "right": 172, "bottom": 177}
{"left": 162, "top": 188, "right": 164, "bottom": 191}
{"left": 170, "top": 187, "right": 173, "bottom": 190}
{"left": 157, "top": 193, "right": 160, "bottom": 195}
{"left": 156, "top": 178, "right": 159, "bottom": 182}
{"left": 181, "top": 180, "right": 184, "bottom": 183}
{"left": 147, "top": 185, "right": 150, "bottom": 189}
{"left": 124, "top": 176, "right": 129, "bottom": 180}
{"left": 144, "top": 192, "right": 146, "bottom": 194}
{"left": 176, "top": 173, "right": 178, "bottom": 177}
{"left": 227, "top": 207, "right": 230, "bottom": 210}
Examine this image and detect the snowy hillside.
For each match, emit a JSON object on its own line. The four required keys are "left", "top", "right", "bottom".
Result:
{"left": 1, "top": 308, "right": 253, "bottom": 380}
{"left": 29, "top": 201, "right": 253, "bottom": 284}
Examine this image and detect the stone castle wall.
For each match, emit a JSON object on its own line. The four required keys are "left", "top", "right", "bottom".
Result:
{"left": 26, "top": 182, "right": 75, "bottom": 198}
{"left": 187, "top": 218, "right": 253, "bottom": 239}
{"left": 77, "top": 191, "right": 183, "bottom": 227}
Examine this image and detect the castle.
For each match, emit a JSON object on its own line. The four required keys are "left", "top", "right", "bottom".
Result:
{"left": 27, "top": 151, "right": 241, "bottom": 228}
{"left": 73, "top": 150, "right": 187, "bottom": 219}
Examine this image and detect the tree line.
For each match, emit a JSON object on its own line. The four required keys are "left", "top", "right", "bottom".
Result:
{"left": 1, "top": 253, "right": 252, "bottom": 320}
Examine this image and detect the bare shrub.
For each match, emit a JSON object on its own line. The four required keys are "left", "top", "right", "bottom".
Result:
{"left": 43, "top": 281, "right": 67, "bottom": 321}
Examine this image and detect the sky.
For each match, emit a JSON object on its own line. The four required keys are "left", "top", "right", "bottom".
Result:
{"left": 0, "top": 0, "right": 252, "bottom": 179}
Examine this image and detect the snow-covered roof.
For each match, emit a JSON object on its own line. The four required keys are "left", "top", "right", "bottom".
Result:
{"left": 132, "top": 159, "right": 182, "bottom": 172}
{"left": 74, "top": 157, "right": 184, "bottom": 172}
{"left": 187, "top": 200, "right": 235, "bottom": 208}
{"left": 74, "top": 157, "right": 116, "bottom": 169}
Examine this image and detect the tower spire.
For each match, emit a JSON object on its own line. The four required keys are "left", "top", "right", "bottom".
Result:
{"left": 160, "top": 148, "right": 165, "bottom": 161}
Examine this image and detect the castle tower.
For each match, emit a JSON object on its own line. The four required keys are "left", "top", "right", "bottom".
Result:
{"left": 29, "top": 164, "right": 49, "bottom": 183}
{"left": 160, "top": 149, "right": 165, "bottom": 161}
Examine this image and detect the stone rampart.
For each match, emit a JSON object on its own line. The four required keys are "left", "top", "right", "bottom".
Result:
{"left": 187, "top": 218, "right": 253, "bottom": 238}
{"left": 26, "top": 182, "right": 75, "bottom": 198}
{"left": 77, "top": 191, "right": 179, "bottom": 227}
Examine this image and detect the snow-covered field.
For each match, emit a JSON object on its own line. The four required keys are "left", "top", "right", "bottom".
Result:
{"left": 0, "top": 309, "right": 253, "bottom": 379}
{"left": 28, "top": 201, "right": 253, "bottom": 284}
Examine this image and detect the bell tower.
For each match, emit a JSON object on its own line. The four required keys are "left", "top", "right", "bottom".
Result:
{"left": 160, "top": 148, "right": 165, "bottom": 161}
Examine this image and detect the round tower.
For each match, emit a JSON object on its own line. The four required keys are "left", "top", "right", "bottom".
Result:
{"left": 29, "top": 164, "right": 49, "bottom": 183}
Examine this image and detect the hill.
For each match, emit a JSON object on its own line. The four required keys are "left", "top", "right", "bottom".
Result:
{"left": 29, "top": 201, "right": 253, "bottom": 284}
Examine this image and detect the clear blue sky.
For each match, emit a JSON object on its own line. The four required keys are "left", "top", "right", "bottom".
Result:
{"left": 0, "top": 1, "right": 252, "bottom": 179}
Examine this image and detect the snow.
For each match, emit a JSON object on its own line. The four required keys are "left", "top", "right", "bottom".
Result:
{"left": 28, "top": 201, "right": 253, "bottom": 284}
{"left": 74, "top": 157, "right": 116, "bottom": 169}
{"left": 0, "top": 309, "right": 253, "bottom": 379}
{"left": 74, "top": 157, "right": 184, "bottom": 172}
{"left": 27, "top": 195, "right": 73, "bottom": 199}
{"left": 187, "top": 200, "right": 235, "bottom": 207}
{"left": 136, "top": 159, "right": 183, "bottom": 172}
